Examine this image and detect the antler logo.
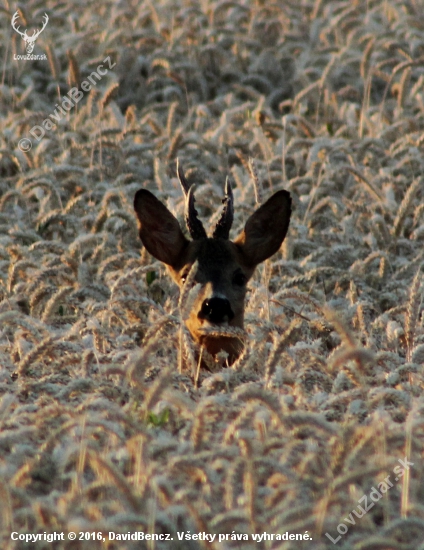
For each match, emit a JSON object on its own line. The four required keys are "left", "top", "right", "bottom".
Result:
{"left": 11, "top": 11, "right": 49, "bottom": 54}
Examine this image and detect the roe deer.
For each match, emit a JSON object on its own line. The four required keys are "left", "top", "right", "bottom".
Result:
{"left": 133, "top": 163, "right": 291, "bottom": 365}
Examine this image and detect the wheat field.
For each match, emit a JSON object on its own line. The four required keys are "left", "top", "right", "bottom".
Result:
{"left": 0, "top": 0, "right": 424, "bottom": 548}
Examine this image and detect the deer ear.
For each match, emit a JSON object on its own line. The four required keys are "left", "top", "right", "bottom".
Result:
{"left": 134, "top": 189, "right": 189, "bottom": 267}
{"left": 234, "top": 190, "right": 291, "bottom": 267}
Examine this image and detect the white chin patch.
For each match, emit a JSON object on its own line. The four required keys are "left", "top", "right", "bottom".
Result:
{"left": 200, "top": 320, "right": 229, "bottom": 330}
{"left": 211, "top": 320, "right": 229, "bottom": 327}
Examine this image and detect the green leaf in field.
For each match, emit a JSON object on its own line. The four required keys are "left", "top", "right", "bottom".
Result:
{"left": 147, "top": 409, "right": 169, "bottom": 427}
{"left": 146, "top": 271, "right": 157, "bottom": 285}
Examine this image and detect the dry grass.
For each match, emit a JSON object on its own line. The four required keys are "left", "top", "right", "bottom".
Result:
{"left": 1, "top": 0, "right": 424, "bottom": 548}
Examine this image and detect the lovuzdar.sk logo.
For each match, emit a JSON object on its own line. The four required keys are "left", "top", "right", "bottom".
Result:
{"left": 11, "top": 10, "right": 48, "bottom": 59}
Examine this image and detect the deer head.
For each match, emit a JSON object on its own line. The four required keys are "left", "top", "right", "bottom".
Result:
{"left": 133, "top": 163, "right": 291, "bottom": 364}
{"left": 12, "top": 11, "right": 49, "bottom": 54}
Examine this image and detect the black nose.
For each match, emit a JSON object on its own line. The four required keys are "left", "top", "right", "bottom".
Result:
{"left": 198, "top": 297, "right": 234, "bottom": 324}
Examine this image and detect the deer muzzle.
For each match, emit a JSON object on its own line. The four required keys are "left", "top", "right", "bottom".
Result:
{"left": 198, "top": 297, "right": 234, "bottom": 324}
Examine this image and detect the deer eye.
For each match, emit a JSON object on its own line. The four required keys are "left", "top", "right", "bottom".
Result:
{"left": 180, "top": 269, "right": 191, "bottom": 284}
{"left": 232, "top": 270, "right": 247, "bottom": 287}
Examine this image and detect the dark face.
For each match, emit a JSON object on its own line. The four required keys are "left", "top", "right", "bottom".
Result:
{"left": 167, "top": 238, "right": 255, "bottom": 361}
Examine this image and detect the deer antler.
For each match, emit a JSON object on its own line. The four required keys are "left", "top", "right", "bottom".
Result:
{"left": 184, "top": 185, "right": 207, "bottom": 240}
{"left": 177, "top": 158, "right": 190, "bottom": 195}
{"left": 32, "top": 13, "right": 49, "bottom": 40}
{"left": 11, "top": 11, "right": 27, "bottom": 38}
{"left": 213, "top": 177, "right": 234, "bottom": 240}
{"left": 177, "top": 159, "right": 207, "bottom": 240}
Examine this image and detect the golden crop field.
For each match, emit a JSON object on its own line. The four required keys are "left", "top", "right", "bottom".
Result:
{"left": 0, "top": 0, "right": 423, "bottom": 548}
